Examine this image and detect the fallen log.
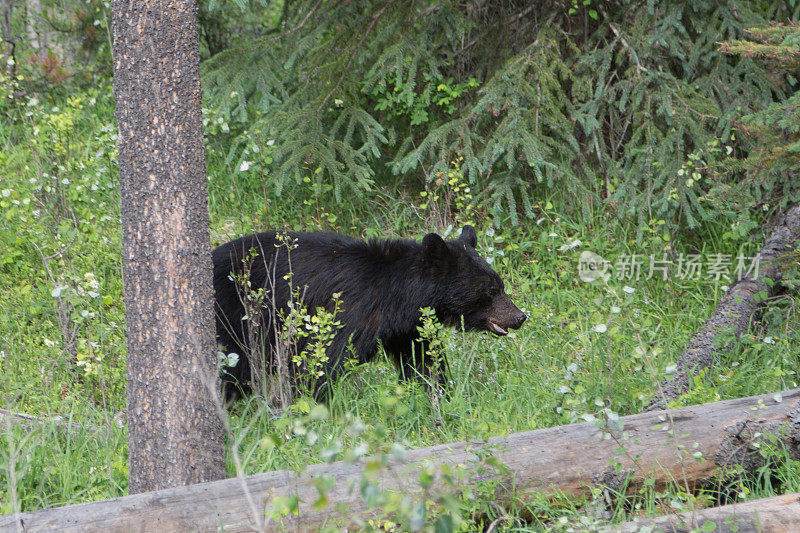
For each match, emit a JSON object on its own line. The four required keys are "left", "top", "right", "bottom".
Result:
{"left": 601, "top": 492, "right": 800, "bottom": 533}
{"left": 0, "top": 408, "right": 108, "bottom": 434}
{"left": 1, "top": 389, "right": 797, "bottom": 532}
{"left": 646, "top": 204, "right": 800, "bottom": 411}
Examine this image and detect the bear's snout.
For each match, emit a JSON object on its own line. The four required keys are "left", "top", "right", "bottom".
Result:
{"left": 485, "top": 294, "right": 526, "bottom": 336}
{"left": 511, "top": 312, "right": 527, "bottom": 329}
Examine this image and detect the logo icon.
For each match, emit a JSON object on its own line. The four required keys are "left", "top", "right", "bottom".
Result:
{"left": 578, "top": 251, "right": 610, "bottom": 282}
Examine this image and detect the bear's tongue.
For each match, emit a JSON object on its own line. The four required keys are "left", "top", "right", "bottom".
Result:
{"left": 489, "top": 321, "right": 508, "bottom": 335}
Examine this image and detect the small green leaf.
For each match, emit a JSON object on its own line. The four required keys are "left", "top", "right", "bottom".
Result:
{"left": 419, "top": 469, "right": 434, "bottom": 489}
{"left": 409, "top": 502, "right": 426, "bottom": 530}
{"left": 700, "top": 520, "right": 717, "bottom": 532}
{"left": 312, "top": 494, "right": 328, "bottom": 510}
{"left": 51, "top": 285, "right": 69, "bottom": 298}
{"left": 434, "top": 514, "right": 455, "bottom": 533}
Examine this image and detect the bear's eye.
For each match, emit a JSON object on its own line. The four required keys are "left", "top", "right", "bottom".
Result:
{"left": 492, "top": 281, "right": 504, "bottom": 295}
{"left": 472, "top": 293, "right": 492, "bottom": 308}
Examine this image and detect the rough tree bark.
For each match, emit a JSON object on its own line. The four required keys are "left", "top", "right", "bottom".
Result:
{"left": 111, "top": 0, "right": 225, "bottom": 493}
{"left": 604, "top": 492, "right": 800, "bottom": 533}
{"left": 646, "top": 205, "right": 800, "bottom": 411}
{"left": 1, "top": 0, "right": 16, "bottom": 79}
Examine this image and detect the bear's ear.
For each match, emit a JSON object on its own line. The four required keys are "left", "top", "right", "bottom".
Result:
{"left": 459, "top": 225, "right": 477, "bottom": 248}
{"left": 422, "top": 233, "right": 453, "bottom": 269}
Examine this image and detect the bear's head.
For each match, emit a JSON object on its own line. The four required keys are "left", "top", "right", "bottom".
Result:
{"left": 423, "top": 225, "right": 527, "bottom": 336}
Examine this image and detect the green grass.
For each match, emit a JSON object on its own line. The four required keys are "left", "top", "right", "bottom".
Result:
{"left": 1, "top": 85, "right": 799, "bottom": 529}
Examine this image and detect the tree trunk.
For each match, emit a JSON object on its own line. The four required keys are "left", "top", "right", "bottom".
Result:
{"left": 646, "top": 204, "right": 800, "bottom": 411}
{"left": 111, "top": 0, "right": 225, "bottom": 493}
{"left": 603, "top": 493, "right": 800, "bottom": 533}
{"left": 0, "top": 0, "right": 16, "bottom": 79}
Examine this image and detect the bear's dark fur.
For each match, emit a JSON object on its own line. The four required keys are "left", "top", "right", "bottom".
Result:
{"left": 212, "top": 226, "right": 526, "bottom": 400}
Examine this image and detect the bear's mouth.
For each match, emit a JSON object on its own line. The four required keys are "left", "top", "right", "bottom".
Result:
{"left": 488, "top": 321, "right": 508, "bottom": 336}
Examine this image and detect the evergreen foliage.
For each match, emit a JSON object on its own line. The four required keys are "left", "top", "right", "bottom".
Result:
{"left": 202, "top": 1, "right": 799, "bottom": 233}
{"left": 719, "top": 22, "right": 800, "bottom": 210}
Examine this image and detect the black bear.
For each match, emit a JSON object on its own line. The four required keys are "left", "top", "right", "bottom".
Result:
{"left": 212, "top": 225, "right": 526, "bottom": 400}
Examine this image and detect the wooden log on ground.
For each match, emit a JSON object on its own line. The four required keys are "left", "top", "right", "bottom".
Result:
{"left": 1, "top": 389, "right": 798, "bottom": 532}
{"left": 0, "top": 408, "right": 109, "bottom": 434}
{"left": 601, "top": 492, "right": 800, "bottom": 533}
{"left": 646, "top": 204, "right": 800, "bottom": 411}
{"left": 0, "top": 408, "right": 72, "bottom": 431}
